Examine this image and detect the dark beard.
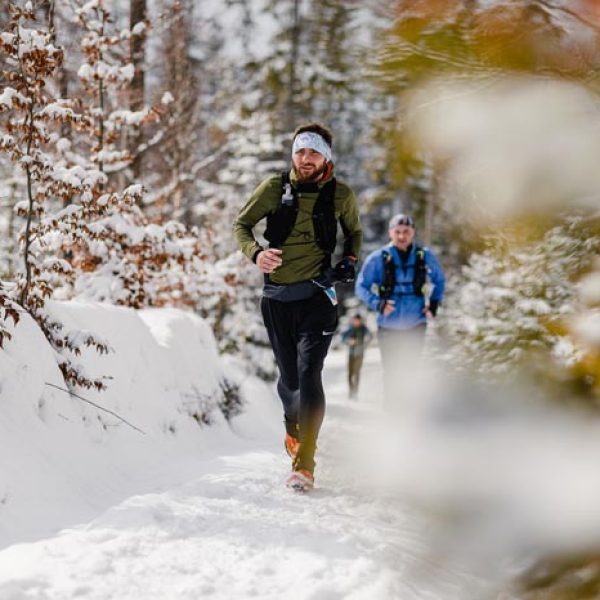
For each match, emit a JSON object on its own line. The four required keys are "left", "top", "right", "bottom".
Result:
{"left": 293, "top": 162, "right": 326, "bottom": 183}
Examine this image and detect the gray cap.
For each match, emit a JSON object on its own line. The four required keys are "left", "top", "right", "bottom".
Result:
{"left": 388, "top": 213, "right": 415, "bottom": 229}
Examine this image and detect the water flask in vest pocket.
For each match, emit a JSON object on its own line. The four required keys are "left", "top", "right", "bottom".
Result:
{"left": 282, "top": 183, "right": 294, "bottom": 206}
{"left": 323, "top": 286, "right": 338, "bottom": 306}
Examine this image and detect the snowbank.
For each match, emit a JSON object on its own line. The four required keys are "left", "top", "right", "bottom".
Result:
{"left": 0, "top": 301, "right": 280, "bottom": 548}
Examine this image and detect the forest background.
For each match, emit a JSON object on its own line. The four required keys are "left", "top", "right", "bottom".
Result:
{"left": 3, "top": 1, "right": 600, "bottom": 597}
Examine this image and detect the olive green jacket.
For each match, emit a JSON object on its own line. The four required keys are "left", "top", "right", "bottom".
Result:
{"left": 234, "top": 169, "right": 363, "bottom": 284}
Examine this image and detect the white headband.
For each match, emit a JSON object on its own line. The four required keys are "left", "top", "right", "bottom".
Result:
{"left": 292, "top": 132, "right": 332, "bottom": 162}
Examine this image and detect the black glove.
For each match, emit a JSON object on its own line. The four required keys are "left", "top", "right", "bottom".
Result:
{"left": 429, "top": 299, "right": 440, "bottom": 317}
{"left": 333, "top": 256, "right": 357, "bottom": 283}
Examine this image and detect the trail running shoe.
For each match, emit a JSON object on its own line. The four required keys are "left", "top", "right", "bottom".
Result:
{"left": 284, "top": 433, "right": 300, "bottom": 460}
{"left": 286, "top": 469, "right": 314, "bottom": 493}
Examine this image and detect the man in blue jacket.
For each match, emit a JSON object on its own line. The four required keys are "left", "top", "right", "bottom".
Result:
{"left": 355, "top": 213, "right": 445, "bottom": 405}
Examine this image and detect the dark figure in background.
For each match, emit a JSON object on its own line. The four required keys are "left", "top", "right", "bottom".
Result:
{"left": 234, "top": 122, "right": 362, "bottom": 491}
{"left": 341, "top": 314, "right": 372, "bottom": 399}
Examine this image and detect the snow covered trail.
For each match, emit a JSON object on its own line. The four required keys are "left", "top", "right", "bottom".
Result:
{"left": 0, "top": 348, "right": 490, "bottom": 600}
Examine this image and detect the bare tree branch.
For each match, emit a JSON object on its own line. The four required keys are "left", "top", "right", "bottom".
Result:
{"left": 45, "top": 382, "right": 146, "bottom": 435}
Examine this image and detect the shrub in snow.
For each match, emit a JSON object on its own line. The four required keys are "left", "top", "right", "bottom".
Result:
{"left": 218, "top": 377, "right": 243, "bottom": 421}
{"left": 62, "top": 184, "right": 211, "bottom": 309}
{"left": 440, "top": 215, "right": 600, "bottom": 377}
{"left": 0, "top": 281, "right": 20, "bottom": 348}
{"left": 206, "top": 252, "right": 276, "bottom": 380}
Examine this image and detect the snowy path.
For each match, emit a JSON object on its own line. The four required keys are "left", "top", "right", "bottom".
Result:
{"left": 0, "top": 348, "right": 488, "bottom": 600}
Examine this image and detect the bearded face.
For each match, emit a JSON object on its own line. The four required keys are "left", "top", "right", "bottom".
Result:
{"left": 292, "top": 148, "right": 327, "bottom": 182}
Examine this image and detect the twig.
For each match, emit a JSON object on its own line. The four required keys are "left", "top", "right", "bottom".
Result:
{"left": 537, "top": 0, "right": 600, "bottom": 33}
{"left": 45, "top": 382, "right": 146, "bottom": 435}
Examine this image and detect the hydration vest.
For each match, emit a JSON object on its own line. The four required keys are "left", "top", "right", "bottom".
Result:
{"left": 263, "top": 172, "right": 338, "bottom": 255}
{"left": 379, "top": 246, "right": 427, "bottom": 299}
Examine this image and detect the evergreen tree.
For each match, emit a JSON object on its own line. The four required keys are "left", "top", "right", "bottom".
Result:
{"left": 440, "top": 216, "right": 600, "bottom": 377}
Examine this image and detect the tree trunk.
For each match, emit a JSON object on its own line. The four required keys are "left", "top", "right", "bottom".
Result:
{"left": 6, "top": 179, "right": 17, "bottom": 279}
{"left": 20, "top": 102, "right": 36, "bottom": 307}
{"left": 130, "top": 0, "right": 146, "bottom": 180}
{"left": 285, "top": 0, "right": 301, "bottom": 132}
{"left": 43, "top": 0, "right": 71, "bottom": 204}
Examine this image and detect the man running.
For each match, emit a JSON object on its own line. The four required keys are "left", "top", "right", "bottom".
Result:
{"left": 234, "top": 123, "right": 362, "bottom": 491}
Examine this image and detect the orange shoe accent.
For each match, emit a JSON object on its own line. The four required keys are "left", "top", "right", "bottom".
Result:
{"left": 286, "top": 469, "right": 314, "bottom": 492}
{"left": 285, "top": 433, "right": 300, "bottom": 459}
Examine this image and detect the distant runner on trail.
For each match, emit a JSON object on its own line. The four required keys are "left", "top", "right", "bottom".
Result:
{"left": 234, "top": 122, "right": 363, "bottom": 492}
{"left": 355, "top": 214, "right": 445, "bottom": 407}
{"left": 341, "top": 313, "right": 372, "bottom": 399}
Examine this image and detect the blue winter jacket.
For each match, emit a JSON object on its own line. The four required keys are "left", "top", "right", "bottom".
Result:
{"left": 355, "top": 243, "right": 445, "bottom": 330}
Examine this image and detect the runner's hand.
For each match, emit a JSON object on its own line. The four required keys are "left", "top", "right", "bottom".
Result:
{"left": 333, "top": 256, "right": 357, "bottom": 283}
{"left": 379, "top": 299, "right": 395, "bottom": 316}
{"left": 256, "top": 249, "right": 283, "bottom": 274}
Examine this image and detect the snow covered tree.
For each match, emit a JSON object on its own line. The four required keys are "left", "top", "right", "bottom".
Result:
{"left": 144, "top": 0, "right": 209, "bottom": 225}
{"left": 0, "top": 2, "right": 226, "bottom": 388}
{"left": 439, "top": 216, "right": 600, "bottom": 377}
{"left": 246, "top": 0, "right": 364, "bottom": 161}
{"left": 0, "top": 2, "right": 111, "bottom": 389}
{"left": 43, "top": 0, "right": 213, "bottom": 311}
{"left": 72, "top": 0, "right": 160, "bottom": 181}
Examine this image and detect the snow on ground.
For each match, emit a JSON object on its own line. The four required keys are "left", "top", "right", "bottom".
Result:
{"left": 6, "top": 306, "right": 600, "bottom": 598}
{"left": 14, "top": 303, "right": 600, "bottom": 600}
{"left": 0, "top": 313, "right": 494, "bottom": 600}
{"left": 0, "top": 301, "right": 281, "bottom": 548}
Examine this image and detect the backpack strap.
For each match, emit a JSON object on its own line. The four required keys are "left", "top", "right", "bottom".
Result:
{"left": 413, "top": 247, "right": 427, "bottom": 297}
{"left": 311, "top": 178, "right": 337, "bottom": 269}
{"left": 379, "top": 249, "right": 396, "bottom": 300}
{"left": 263, "top": 172, "right": 299, "bottom": 249}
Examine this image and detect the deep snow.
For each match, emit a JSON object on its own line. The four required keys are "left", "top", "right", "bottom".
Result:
{"left": 0, "top": 339, "right": 493, "bottom": 600}
{"left": 0, "top": 301, "right": 280, "bottom": 548}
{"left": 0, "top": 303, "right": 492, "bottom": 599}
